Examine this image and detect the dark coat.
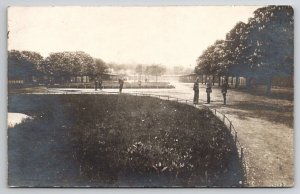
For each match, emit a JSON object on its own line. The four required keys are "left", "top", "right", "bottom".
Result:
{"left": 193, "top": 82, "right": 199, "bottom": 91}
{"left": 221, "top": 83, "right": 228, "bottom": 94}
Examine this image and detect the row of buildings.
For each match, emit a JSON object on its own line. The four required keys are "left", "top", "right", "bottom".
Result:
{"left": 178, "top": 73, "right": 293, "bottom": 88}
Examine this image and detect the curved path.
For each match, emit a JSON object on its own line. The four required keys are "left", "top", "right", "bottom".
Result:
{"left": 46, "top": 82, "right": 294, "bottom": 187}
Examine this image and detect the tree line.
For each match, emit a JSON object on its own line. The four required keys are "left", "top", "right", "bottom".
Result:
{"left": 195, "top": 6, "right": 293, "bottom": 93}
{"left": 135, "top": 64, "right": 166, "bottom": 82}
{"left": 8, "top": 50, "right": 108, "bottom": 84}
{"left": 8, "top": 50, "right": 169, "bottom": 84}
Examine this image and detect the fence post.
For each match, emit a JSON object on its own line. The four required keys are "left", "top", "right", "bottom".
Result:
{"left": 241, "top": 147, "right": 244, "bottom": 162}
{"left": 235, "top": 132, "right": 237, "bottom": 143}
{"left": 223, "top": 114, "right": 225, "bottom": 123}
{"left": 205, "top": 170, "right": 208, "bottom": 185}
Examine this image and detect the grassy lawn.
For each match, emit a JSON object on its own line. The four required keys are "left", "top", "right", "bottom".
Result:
{"left": 8, "top": 86, "right": 49, "bottom": 94}
{"left": 8, "top": 94, "right": 243, "bottom": 187}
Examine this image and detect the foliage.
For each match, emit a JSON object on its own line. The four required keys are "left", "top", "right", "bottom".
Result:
{"left": 44, "top": 51, "right": 98, "bottom": 77}
{"left": 8, "top": 50, "right": 108, "bottom": 83}
{"left": 195, "top": 40, "right": 228, "bottom": 76}
{"left": 248, "top": 6, "right": 294, "bottom": 77}
{"left": 145, "top": 65, "right": 166, "bottom": 81}
{"left": 195, "top": 5, "right": 294, "bottom": 90}
{"left": 173, "top": 65, "right": 194, "bottom": 75}
{"left": 8, "top": 50, "right": 44, "bottom": 78}
{"left": 94, "top": 58, "right": 108, "bottom": 76}
{"left": 135, "top": 64, "right": 143, "bottom": 76}
{"left": 8, "top": 94, "right": 243, "bottom": 187}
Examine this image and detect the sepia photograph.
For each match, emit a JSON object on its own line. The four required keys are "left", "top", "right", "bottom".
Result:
{"left": 7, "top": 6, "right": 294, "bottom": 187}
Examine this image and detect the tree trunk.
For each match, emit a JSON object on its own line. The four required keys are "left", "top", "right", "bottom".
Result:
{"left": 235, "top": 76, "right": 239, "bottom": 88}
{"left": 218, "top": 76, "right": 221, "bottom": 86}
{"left": 266, "top": 76, "right": 273, "bottom": 95}
{"left": 246, "top": 77, "right": 252, "bottom": 89}
{"left": 231, "top": 76, "right": 234, "bottom": 86}
{"left": 212, "top": 75, "right": 215, "bottom": 86}
{"left": 204, "top": 75, "right": 207, "bottom": 84}
{"left": 201, "top": 74, "right": 204, "bottom": 84}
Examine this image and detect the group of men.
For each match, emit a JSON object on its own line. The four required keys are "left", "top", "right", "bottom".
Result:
{"left": 94, "top": 76, "right": 228, "bottom": 101}
{"left": 94, "top": 77, "right": 124, "bottom": 93}
{"left": 193, "top": 78, "right": 228, "bottom": 105}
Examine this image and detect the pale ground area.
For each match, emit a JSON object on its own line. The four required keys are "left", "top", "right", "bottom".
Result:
{"left": 16, "top": 81, "right": 294, "bottom": 187}
{"left": 7, "top": 113, "right": 32, "bottom": 128}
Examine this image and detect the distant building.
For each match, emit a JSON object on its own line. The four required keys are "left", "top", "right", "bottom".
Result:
{"left": 179, "top": 73, "right": 197, "bottom": 83}
{"left": 67, "top": 73, "right": 120, "bottom": 83}
{"left": 102, "top": 73, "right": 119, "bottom": 81}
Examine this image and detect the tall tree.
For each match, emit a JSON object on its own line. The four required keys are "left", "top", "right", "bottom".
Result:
{"left": 135, "top": 64, "right": 143, "bottom": 81}
{"left": 195, "top": 40, "right": 228, "bottom": 78}
{"left": 44, "top": 52, "right": 73, "bottom": 82}
{"left": 195, "top": 6, "right": 294, "bottom": 93}
{"left": 44, "top": 51, "right": 95, "bottom": 83}
{"left": 8, "top": 50, "right": 44, "bottom": 83}
{"left": 248, "top": 6, "right": 294, "bottom": 93}
{"left": 94, "top": 58, "right": 107, "bottom": 77}
{"left": 145, "top": 65, "right": 166, "bottom": 82}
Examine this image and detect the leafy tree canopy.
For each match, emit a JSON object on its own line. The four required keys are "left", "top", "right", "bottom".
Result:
{"left": 195, "top": 6, "right": 293, "bottom": 80}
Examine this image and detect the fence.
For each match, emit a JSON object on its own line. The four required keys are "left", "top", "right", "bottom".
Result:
{"left": 38, "top": 89, "right": 248, "bottom": 185}
{"left": 212, "top": 108, "right": 247, "bottom": 185}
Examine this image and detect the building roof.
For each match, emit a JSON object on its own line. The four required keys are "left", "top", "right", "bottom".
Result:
{"left": 179, "top": 73, "right": 197, "bottom": 77}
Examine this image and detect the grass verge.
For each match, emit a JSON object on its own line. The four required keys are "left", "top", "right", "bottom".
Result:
{"left": 8, "top": 94, "right": 243, "bottom": 187}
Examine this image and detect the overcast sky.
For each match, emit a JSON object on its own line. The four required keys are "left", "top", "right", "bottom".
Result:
{"left": 8, "top": 6, "right": 260, "bottom": 67}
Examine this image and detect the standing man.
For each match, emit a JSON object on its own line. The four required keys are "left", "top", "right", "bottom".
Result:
{"left": 119, "top": 78, "right": 124, "bottom": 93}
{"left": 206, "top": 78, "right": 212, "bottom": 104}
{"left": 95, "top": 77, "right": 99, "bottom": 91}
{"left": 193, "top": 78, "right": 200, "bottom": 104}
{"left": 221, "top": 80, "right": 228, "bottom": 105}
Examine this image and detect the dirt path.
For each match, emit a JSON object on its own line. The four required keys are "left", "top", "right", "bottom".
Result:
{"left": 214, "top": 92, "right": 293, "bottom": 187}
{"left": 46, "top": 82, "right": 294, "bottom": 187}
